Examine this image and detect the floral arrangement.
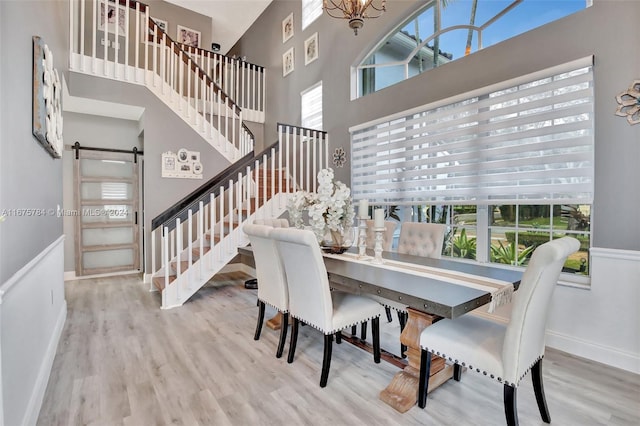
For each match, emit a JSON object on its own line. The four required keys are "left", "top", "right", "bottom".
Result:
{"left": 287, "top": 168, "right": 355, "bottom": 244}
{"left": 286, "top": 190, "right": 317, "bottom": 229}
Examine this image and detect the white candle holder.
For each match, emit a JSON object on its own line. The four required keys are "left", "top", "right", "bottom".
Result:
{"left": 358, "top": 217, "right": 368, "bottom": 258}
{"left": 372, "top": 227, "right": 385, "bottom": 264}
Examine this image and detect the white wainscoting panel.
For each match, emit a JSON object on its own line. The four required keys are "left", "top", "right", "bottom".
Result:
{"left": 546, "top": 247, "right": 640, "bottom": 373}
{"left": 0, "top": 236, "right": 67, "bottom": 426}
{"left": 470, "top": 246, "right": 639, "bottom": 374}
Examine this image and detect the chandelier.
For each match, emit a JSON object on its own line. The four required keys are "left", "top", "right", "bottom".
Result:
{"left": 323, "top": 0, "right": 387, "bottom": 35}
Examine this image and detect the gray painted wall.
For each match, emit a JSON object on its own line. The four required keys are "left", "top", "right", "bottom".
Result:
{"left": 66, "top": 72, "right": 231, "bottom": 272}
{"left": 145, "top": 0, "right": 213, "bottom": 50}
{"left": 62, "top": 113, "right": 142, "bottom": 273}
{"left": 0, "top": 0, "right": 69, "bottom": 282}
{"left": 62, "top": 0, "right": 231, "bottom": 274}
{"left": 230, "top": 0, "right": 640, "bottom": 251}
{"left": 0, "top": 2, "right": 69, "bottom": 424}
{"left": 78, "top": 0, "right": 213, "bottom": 66}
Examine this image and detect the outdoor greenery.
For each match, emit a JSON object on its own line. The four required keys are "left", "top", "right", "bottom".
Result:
{"left": 490, "top": 241, "right": 535, "bottom": 266}
{"left": 394, "top": 204, "right": 590, "bottom": 276}
{"left": 447, "top": 228, "right": 477, "bottom": 259}
{"left": 505, "top": 231, "right": 590, "bottom": 250}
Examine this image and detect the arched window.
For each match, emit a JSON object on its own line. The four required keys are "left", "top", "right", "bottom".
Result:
{"left": 356, "top": 0, "right": 587, "bottom": 97}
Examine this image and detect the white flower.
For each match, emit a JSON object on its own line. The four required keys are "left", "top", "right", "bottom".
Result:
{"left": 287, "top": 168, "right": 355, "bottom": 243}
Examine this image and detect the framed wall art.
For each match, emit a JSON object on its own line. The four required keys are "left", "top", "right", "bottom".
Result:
{"left": 32, "top": 36, "right": 63, "bottom": 158}
{"left": 142, "top": 16, "right": 168, "bottom": 42}
{"left": 282, "top": 13, "right": 294, "bottom": 43}
{"left": 152, "top": 17, "right": 168, "bottom": 33}
{"left": 177, "top": 25, "right": 201, "bottom": 48}
{"left": 98, "top": 1, "right": 126, "bottom": 34}
{"left": 283, "top": 47, "right": 295, "bottom": 77}
{"left": 304, "top": 32, "right": 318, "bottom": 65}
{"left": 162, "top": 149, "right": 203, "bottom": 179}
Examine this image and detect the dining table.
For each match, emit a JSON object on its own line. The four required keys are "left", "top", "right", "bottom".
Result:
{"left": 237, "top": 245, "right": 522, "bottom": 413}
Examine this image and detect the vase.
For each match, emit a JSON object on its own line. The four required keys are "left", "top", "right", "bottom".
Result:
{"left": 326, "top": 226, "right": 354, "bottom": 254}
{"left": 330, "top": 229, "right": 345, "bottom": 249}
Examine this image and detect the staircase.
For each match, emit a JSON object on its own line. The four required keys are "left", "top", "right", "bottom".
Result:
{"left": 150, "top": 124, "right": 330, "bottom": 309}
{"left": 67, "top": 1, "right": 332, "bottom": 308}
{"left": 67, "top": 0, "right": 266, "bottom": 162}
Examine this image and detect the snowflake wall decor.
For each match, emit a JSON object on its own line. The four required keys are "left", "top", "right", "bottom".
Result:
{"left": 332, "top": 147, "right": 347, "bottom": 168}
{"left": 615, "top": 80, "right": 640, "bottom": 125}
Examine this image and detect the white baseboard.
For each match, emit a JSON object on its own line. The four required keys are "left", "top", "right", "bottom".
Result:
{"left": 219, "top": 262, "right": 255, "bottom": 276}
{"left": 22, "top": 301, "right": 67, "bottom": 426}
{"left": 546, "top": 329, "right": 640, "bottom": 374}
{"left": 64, "top": 269, "right": 141, "bottom": 282}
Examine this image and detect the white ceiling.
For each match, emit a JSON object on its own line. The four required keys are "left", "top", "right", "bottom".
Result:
{"left": 164, "top": 0, "right": 273, "bottom": 54}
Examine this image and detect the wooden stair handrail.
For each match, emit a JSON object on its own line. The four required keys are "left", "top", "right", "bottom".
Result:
{"left": 179, "top": 44, "right": 265, "bottom": 73}
{"left": 107, "top": 0, "right": 241, "bottom": 113}
{"left": 277, "top": 122, "right": 329, "bottom": 137}
{"left": 145, "top": 20, "right": 241, "bottom": 115}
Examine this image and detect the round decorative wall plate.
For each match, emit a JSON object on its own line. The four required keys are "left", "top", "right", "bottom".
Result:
{"left": 332, "top": 147, "right": 346, "bottom": 168}
{"left": 615, "top": 80, "right": 640, "bottom": 125}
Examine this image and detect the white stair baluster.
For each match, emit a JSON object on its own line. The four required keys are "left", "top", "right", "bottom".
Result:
{"left": 198, "top": 201, "right": 204, "bottom": 279}
{"left": 162, "top": 226, "right": 169, "bottom": 308}
{"left": 271, "top": 149, "right": 276, "bottom": 216}
{"left": 228, "top": 179, "right": 233, "bottom": 252}
{"left": 188, "top": 209, "right": 193, "bottom": 289}
{"left": 151, "top": 227, "right": 156, "bottom": 292}
{"left": 219, "top": 186, "right": 224, "bottom": 262}
{"left": 175, "top": 218, "right": 181, "bottom": 302}
{"left": 214, "top": 192, "right": 216, "bottom": 269}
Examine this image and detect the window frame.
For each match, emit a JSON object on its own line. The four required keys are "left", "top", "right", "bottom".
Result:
{"left": 302, "top": 0, "right": 323, "bottom": 30}
{"left": 350, "top": 58, "right": 594, "bottom": 286}
{"left": 354, "top": 0, "right": 589, "bottom": 98}
{"left": 301, "top": 80, "right": 323, "bottom": 130}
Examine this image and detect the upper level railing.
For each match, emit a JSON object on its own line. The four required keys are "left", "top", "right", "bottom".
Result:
{"left": 181, "top": 45, "right": 266, "bottom": 123}
{"left": 68, "top": 0, "right": 254, "bottom": 159}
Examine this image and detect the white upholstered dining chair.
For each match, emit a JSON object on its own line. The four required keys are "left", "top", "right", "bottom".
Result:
{"left": 397, "top": 222, "right": 446, "bottom": 258}
{"left": 271, "top": 227, "right": 383, "bottom": 388}
{"left": 243, "top": 218, "right": 289, "bottom": 289}
{"left": 243, "top": 223, "right": 289, "bottom": 358}
{"left": 365, "top": 219, "right": 396, "bottom": 251}
{"left": 417, "top": 237, "right": 580, "bottom": 426}
{"left": 375, "top": 222, "right": 447, "bottom": 355}
{"left": 361, "top": 219, "right": 397, "bottom": 325}
{"left": 254, "top": 218, "right": 290, "bottom": 228}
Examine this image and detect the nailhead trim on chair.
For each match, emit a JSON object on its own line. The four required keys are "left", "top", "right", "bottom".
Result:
{"left": 379, "top": 302, "right": 406, "bottom": 312}
{"left": 290, "top": 314, "right": 381, "bottom": 335}
{"left": 422, "top": 347, "right": 546, "bottom": 388}
{"left": 259, "top": 298, "right": 289, "bottom": 314}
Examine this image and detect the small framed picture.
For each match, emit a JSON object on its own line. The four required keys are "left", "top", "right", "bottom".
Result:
{"left": 142, "top": 17, "right": 168, "bottom": 42}
{"left": 282, "top": 13, "right": 294, "bottom": 43}
{"left": 283, "top": 47, "right": 294, "bottom": 77}
{"left": 152, "top": 17, "right": 168, "bottom": 34}
{"left": 98, "top": 2, "right": 126, "bottom": 34}
{"left": 304, "top": 32, "right": 318, "bottom": 65}
{"left": 177, "top": 24, "right": 201, "bottom": 48}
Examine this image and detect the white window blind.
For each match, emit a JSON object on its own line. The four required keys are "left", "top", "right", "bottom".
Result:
{"left": 301, "top": 81, "right": 323, "bottom": 130}
{"left": 302, "top": 0, "right": 323, "bottom": 30}
{"left": 350, "top": 57, "right": 594, "bottom": 205}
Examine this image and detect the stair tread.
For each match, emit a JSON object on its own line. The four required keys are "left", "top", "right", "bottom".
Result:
{"left": 192, "top": 246, "right": 211, "bottom": 256}
{"left": 152, "top": 274, "right": 176, "bottom": 292}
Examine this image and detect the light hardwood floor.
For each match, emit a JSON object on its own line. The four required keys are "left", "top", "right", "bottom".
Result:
{"left": 38, "top": 273, "right": 639, "bottom": 426}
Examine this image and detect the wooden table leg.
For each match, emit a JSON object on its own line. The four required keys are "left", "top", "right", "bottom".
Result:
{"left": 266, "top": 312, "right": 283, "bottom": 330}
{"left": 379, "top": 307, "right": 452, "bottom": 413}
